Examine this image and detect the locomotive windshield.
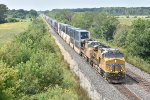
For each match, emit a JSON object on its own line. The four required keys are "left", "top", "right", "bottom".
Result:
{"left": 81, "top": 32, "right": 89, "bottom": 39}
{"left": 104, "top": 50, "right": 124, "bottom": 58}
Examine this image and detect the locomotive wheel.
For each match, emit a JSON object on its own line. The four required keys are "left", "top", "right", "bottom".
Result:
{"left": 86, "top": 57, "right": 89, "bottom": 62}
{"left": 90, "top": 61, "right": 93, "bottom": 66}
{"left": 80, "top": 52, "right": 82, "bottom": 56}
{"left": 100, "top": 69, "right": 104, "bottom": 76}
{"left": 104, "top": 73, "right": 108, "bottom": 80}
{"left": 97, "top": 67, "right": 101, "bottom": 73}
{"left": 92, "top": 63, "right": 94, "bottom": 67}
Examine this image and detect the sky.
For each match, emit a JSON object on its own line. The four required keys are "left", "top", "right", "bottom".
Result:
{"left": 0, "top": 0, "right": 150, "bottom": 11}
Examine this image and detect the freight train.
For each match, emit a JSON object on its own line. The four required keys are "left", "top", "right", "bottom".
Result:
{"left": 43, "top": 15, "right": 126, "bottom": 83}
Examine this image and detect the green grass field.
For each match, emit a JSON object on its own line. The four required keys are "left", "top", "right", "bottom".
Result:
{"left": 117, "top": 16, "right": 150, "bottom": 26}
{"left": 0, "top": 21, "right": 30, "bottom": 46}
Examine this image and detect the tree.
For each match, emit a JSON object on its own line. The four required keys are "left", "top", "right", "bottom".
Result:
{"left": 71, "top": 13, "right": 85, "bottom": 28}
{"left": 47, "top": 10, "right": 74, "bottom": 24}
{"left": 114, "top": 25, "right": 128, "bottom": 47}
{"left": 0, "top": 4, "right": 8, "bottom": 23}
{"left": 17, "top": 9, "right": 27, "bottom": 19}
{"left": 0, "top": 61, "right": 19, "bottom": 100}
{"left": 29, "top": 9, "right": 38, "bottom": 18}
{"left": 90, "top": 13, "right": 119, "bottom": 40}
{"left": 71, "top": 12, "right": 94, "bottom": 29}
{"left": 126, "top": 19, "right": 150, "bottom": 59}
{"left": 51, "top": 7, "right": 150, "bottom": 16}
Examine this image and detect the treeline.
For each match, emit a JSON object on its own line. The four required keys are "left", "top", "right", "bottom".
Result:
{"left": 0, "top": 18, "right": 85, "bottom": 99}
{"left": 0, "top": 4, "right": 8, "bottom": 23}
{"left": 45, "top": 11, "right": 150, "bottom": 73}
{"left": 0, "top": 4, "right": 38, "bottom": 23}
{"left": 6, "top": 9, "right": 38, "bottom": 19}
{"left": 52, "top": 7, "right": 150, "bottom": 16}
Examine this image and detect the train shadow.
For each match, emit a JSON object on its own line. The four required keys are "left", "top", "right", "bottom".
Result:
{"left": 112, "top": 76, "right": 138, "bottom": 85}
{"left": 125, "top": 75, "right": 139, "bottom": 85}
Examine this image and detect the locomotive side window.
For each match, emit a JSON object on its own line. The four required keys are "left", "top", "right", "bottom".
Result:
{"left": 81, "top": 32, "right": 89, "bottom": 39}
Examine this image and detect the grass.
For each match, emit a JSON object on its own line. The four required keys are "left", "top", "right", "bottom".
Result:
{"left": 117, "top": 17, "right": 136, "bottom": 26}
{"left": 0, "top": 21, "right": 30, "bottom": 46}
{"left": 116, "top": 16, "right": 150, "bottom": 26}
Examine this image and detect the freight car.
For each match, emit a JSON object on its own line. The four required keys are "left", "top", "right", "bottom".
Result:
{"left": 43, "top": 15, "right": 126, "bottom": 83}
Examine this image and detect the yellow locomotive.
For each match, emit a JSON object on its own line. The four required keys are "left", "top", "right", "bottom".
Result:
{"left": 81, "top": 40, "right": 126, "bottom": 83}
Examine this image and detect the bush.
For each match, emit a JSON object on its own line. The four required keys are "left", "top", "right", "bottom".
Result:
{"left": 29, "top": 86, "right": 78, "bottom": 100}
{"left": 145, "top": 16, "right": 150, "bottom": 18}
{"left": 6, "top": 18, "right": 19, "bottom": 23}
{"left": 114, "top": 25, "right": 128, "bottom": 47}
{"left": 0, "top": 61, "right": 19, "bottom": 100}
{"left": 126, "top": 15, "right": 129, "bottom": 18}
{"left": 0, "top": 18, "right": 84, "bottom": 99}
{"left": 14, "top": 19, "right": 64, "bottom": 95}
{"left": 125, "top": 19, "right": 150, "bottom": 59}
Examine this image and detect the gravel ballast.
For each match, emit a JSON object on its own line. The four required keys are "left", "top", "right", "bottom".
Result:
{"left": 126, "top": 63, "right": 150, "bottom": 83}
{"left": 43, "top": 18, "right": 150, "bottom": 100}
{"left": 49, "top": 27, "right": 127, "bottom": 100}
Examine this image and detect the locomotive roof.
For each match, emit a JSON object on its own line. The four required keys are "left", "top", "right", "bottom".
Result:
{"left": 87, "top": 40, "right": 99, "bottom": 45}
{"left": 90, "top": 43, "right": 100, "bottom": 48}
{"left": 86, "top": 40, "right": 107, "bottom": 48}
{"left": 85, "top": 40, "right": 121, "bottom": 54}
{"left": 101, "top": 48, "right": 120, "bottom": 54}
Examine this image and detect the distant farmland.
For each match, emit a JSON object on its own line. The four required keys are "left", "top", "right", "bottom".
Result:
{"left": 117, "top": 16, "right": 150, "bottom": 26}
{"left": 0, "top": 21, "right": 30, "bottom": 46}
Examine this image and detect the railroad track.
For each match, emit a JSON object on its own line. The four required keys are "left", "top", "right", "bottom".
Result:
{"left": 81, "top": 50, "right": 150, "bottom": 99}
{"left": 127, "top": 69, "right": 150, "bottom": 93}
{"left": 113, "top": 69, "right": 150, "bottom": 100}
{"left": 43, "top": 17, "right": 150, "bottom": 100}
{"left": 80, "top": 53, "right": 146, "bottom": 99}
{"left": 71, "top": 37, "right": 150, "bottom": 99}
{"left": 114, "top": 84, "right": 140, "bottom": 100}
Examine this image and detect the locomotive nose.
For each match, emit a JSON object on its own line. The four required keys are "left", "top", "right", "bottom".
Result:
{"left": 106, "top": 59, "right": 125, "bottom": 73}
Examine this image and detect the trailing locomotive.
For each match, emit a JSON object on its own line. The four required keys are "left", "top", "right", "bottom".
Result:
{"left": 43, "top": 15, "right": 126, "bottom": 83}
